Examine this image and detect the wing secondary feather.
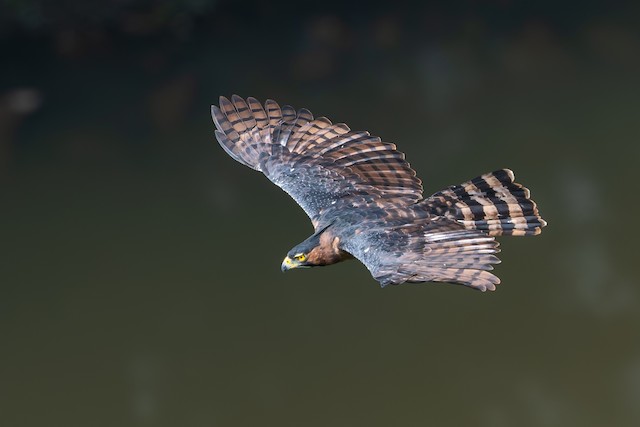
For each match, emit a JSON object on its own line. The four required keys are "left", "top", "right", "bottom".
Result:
{"left": 341, "top": 217, "right": 502, "bottom": 291}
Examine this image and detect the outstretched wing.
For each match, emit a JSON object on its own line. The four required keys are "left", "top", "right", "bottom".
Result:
{"left": 212, "top": 95, "right": 422, "bottom": 229}
{"left": 340, "top": 217, "right": 502, "bottom": 291}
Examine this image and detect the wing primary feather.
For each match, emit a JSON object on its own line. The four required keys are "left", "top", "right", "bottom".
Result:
{"left": 265, "top": 99, "right": 283, "bottom": 143}
{"left": 288, "top": 117, "right": 334, "bottom": 153}
{"left": 231, "top": 95, "right": 257, "bottom": 130}
{"left": 219, "top": 96, "right": 248, "bottom": 134}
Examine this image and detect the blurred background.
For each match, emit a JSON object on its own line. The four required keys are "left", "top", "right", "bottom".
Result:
{"left": 2, "top": 1, "right": 639, "bottom": 426}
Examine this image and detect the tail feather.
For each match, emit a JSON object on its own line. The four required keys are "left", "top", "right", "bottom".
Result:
{"left": 426, "top": 169, "right": 547, "bottom": 237}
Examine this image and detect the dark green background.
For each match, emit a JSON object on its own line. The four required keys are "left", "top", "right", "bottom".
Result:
{"left": 2, "top": 1, "right": 639, "bottom": 426}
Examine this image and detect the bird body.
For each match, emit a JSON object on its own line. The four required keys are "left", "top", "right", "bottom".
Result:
{"left": 212, "top": 95, "right": 546, "bottom": 291}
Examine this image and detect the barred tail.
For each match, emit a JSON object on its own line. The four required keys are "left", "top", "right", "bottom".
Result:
{"left": 425, "top": 169, "right": 547, "bottom": 237}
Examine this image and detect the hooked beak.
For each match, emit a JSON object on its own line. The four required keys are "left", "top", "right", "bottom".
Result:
{"left": 281, "top": 256, "right": 300, "bottom": 272}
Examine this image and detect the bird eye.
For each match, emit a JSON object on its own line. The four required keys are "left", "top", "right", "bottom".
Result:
{"left": 294, "top": 253, "right": 307, "bottom": 262}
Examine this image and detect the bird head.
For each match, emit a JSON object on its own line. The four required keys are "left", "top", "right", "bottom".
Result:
{"left": 281, "top": 252, "right": 310, "bottom": 271}
{"left": 281, "top": 235, "right": 321, "bottom": 271}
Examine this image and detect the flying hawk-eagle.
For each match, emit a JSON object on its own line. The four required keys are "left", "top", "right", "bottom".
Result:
{"left": 212, "top": 96, "right": 546, "bottom": 291}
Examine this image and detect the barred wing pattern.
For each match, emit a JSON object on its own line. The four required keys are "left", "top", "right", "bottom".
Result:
{"left": 212, "top": 95, "right": 422, "bottom": 228}
{"left": 341, "top": 218, "right": 502, "bottom": 291}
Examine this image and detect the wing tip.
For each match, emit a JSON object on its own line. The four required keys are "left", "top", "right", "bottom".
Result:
{"left": 218, "top": 96, "right": 229, "bottom": 109}
{"left": 211, "top": 105, "right": 224, "bottom": 129}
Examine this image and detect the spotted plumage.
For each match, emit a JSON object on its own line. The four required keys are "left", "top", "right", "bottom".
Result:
{"left": 212, "top": 95, "right": 547, "bottom": 291}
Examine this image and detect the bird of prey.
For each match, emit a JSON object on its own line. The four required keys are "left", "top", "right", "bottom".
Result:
{"left": 212, "top": 96, "right": 546, "bottom": 291}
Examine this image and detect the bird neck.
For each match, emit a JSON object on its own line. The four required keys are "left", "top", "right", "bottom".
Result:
{"left": 305, "top": 228, "right": 351, "bottom": 266}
